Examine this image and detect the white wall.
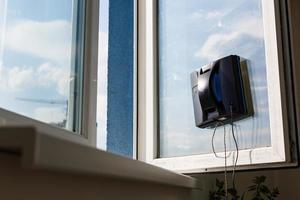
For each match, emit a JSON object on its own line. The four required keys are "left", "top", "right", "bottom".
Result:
{"left": 0, "top": 153, "right": 205, "bottom": 200}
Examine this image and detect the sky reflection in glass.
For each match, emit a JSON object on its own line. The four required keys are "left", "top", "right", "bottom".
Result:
{"left": 0, "top": 0, "right": 73, "bottom": 128}
{"left": 158, "top": 0, "right": 271, "bottom": 157}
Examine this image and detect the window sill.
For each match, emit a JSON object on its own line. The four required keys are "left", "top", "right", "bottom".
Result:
{"left": 0, "top": 127, "right": 199, "bottom": 189}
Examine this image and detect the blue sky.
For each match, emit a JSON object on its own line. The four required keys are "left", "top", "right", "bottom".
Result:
{"left": 158, "top": 0, "right": 271, "bottom": 157}
{"left": 0, "top": 0, "right": 110, "bottom": 150}
{"left": 0, "top": 0, "right": 271, "bottom": 155}
{"left": 0, "top": 0, "right": 74, "bottom": 124}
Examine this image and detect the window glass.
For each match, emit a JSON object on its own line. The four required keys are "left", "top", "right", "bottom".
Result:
{"left": 97, "top": 0, "right": 109, "bottom": 150}
{"left": 97, "top": 0, "right": 135, "bottom": 158}
{"left": 158, "top": 0, "right": 271, "bottom": 157}
{"left": 0, "top": 0, "right": 84, "bottom": 131}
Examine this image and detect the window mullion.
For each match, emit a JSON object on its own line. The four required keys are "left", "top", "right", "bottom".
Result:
{"left": 81, "top": 0, "right": 100, "bottom": 147}
{"left": 68, "top": 0, "right": 86, "bottom": 133}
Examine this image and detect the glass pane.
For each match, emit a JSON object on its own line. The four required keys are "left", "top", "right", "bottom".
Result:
{"left": 97, "top": 0, "right": 109, "bottom": 150}
{"left": 0, "top": 0, "right": 84, "bottom": 132}
{"left": 159, "top": 0, "right": 271, "bottom": 157}
{"left": 97, "top": 0, "right": 135, "bottom": 158}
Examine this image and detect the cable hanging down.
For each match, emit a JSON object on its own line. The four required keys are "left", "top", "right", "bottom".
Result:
{"left": 230, "top": 105, "right": 239, "bottom": 190}
{"left": 211, "top": 105, "right": 239, "bottom": 197}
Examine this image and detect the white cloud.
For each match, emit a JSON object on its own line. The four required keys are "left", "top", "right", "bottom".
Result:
{"left": 0, "top": 62, "right": 69, "bottom": 96}
{"left": 161, "top": 121, "right": 271, "bottom": 157}
{"left": 7, "top": 66, "right": 34, "bottom": 90}
{"left": 189, "top": 10, "right": 205, "bottom": 20}
{"left": 0, "top": 19, "right": 72, "bottom": 96}
{"left": 36, "top": 62, "right": 69, "bottom": 96}
{"left": 34, "top": 107, "right": 65, "bottom": 123}
{"left": 189, "top": 10, "right": 224, "bottom": 21}
{"left": 5, "top": 20, "right": 72, "bottom": 66}
{"left": 194, "top": 32, "right": 241, "bottom": 61}
{"left": 206, "top": 11, "right": 224, "bottom": 19}
{"left": 161, "top": 130, "right": 213, "bottom": 156}
{"left": 0, "top": 64, "right": 34, "bottom": 91}
{"left": 194, "top": 17, "right": 264, "bottom": 61}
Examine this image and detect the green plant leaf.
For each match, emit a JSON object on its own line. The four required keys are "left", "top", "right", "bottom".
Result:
{"left": 252, "top": 176, "right": 266, "bottom": 185}
{"left": 248, "top": 185, "right": 257, "bottom": 191}
{"left": 209, "top": 176, "right": 279, "bottom": 200}
{"left": 271, "top": 187, "right": 280, "bottom": 198}
{"left": 241, "top": 192, "right": 246, "bottom": 200}
{"left": 228, "top": 188, "right": 237, "bottom": 195}
{"left": 260, "top": 185, "right": 271, "bottom": 194}
{"left": 216, "top": 179, "right": 225, "bottom": 189}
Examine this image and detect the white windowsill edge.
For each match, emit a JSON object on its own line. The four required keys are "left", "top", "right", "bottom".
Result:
{"left": 0, "top": 127, "right": 200, "bottom": 189}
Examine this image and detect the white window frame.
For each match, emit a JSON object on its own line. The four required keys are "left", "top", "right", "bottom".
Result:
{"left": 137, "top": 0, "right": 297, "bottom": 173}
{"left": 0, "top": 0, "right": 100, "bottom": 147}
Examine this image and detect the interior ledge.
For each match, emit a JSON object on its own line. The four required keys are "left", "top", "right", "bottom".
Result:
{"left": 0, "top": 127, "right": 199, "bottom": 189}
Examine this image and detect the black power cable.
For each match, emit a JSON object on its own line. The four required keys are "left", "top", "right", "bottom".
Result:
{"left": 212, "top": 121, "right": 228, "bottom": 199}
{"left": 230, "top": 104, "right": 239, "bottom": 191}
{"left": 211, "top": 105, "right": 239, "bottom": 198}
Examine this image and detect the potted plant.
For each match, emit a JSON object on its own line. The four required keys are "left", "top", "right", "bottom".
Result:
{"left": 209, "top": 176, "right": 280, "bottom": 200}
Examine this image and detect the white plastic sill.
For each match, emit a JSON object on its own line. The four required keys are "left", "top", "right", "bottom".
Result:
{"left": 0, "top": 127, "right": 199, "bottom": 189}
